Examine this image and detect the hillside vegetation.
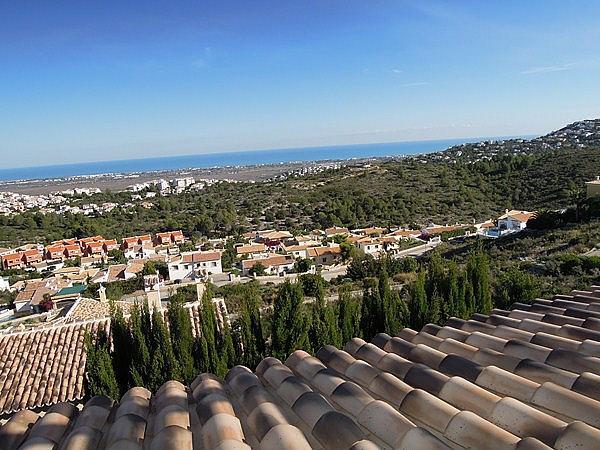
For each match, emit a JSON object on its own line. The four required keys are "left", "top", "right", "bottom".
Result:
{"left": 1, "top": 120, "right": 600, "bottom": 246}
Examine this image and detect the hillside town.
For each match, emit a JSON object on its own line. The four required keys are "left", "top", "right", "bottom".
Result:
{"left": 0, "top": 205, "right": 540, "bottom": 330}
{"left": 438, "top": 118, "right": 600, "bottom": 163}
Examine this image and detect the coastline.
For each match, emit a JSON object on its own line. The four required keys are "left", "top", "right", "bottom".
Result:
{"left": 0, "top": 135, "right": 533, "bottom": 195}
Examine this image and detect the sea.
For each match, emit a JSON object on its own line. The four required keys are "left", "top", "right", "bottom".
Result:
{"left": 0, "top": 136, "right": 530, "bottom": 182}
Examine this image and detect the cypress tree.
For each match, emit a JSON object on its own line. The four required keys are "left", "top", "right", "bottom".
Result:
{"left": 234, "top": 283, "right": 266, "bottom": 368}
{"left": 148, "top": 309, "right": 181, "bottom": 391}
{"left": 129, "top": 303, "right": 151, "bottom": 388}
{"left": 167, "top": 296, "right": 196, "bottom": 383}
{"left": 455, "top": 270, "right": 467, "bottom": 318}
{"left": 85, "top": 330, "right": 119, "bottom": 399}
{"left": 109, "top": 301, "right": 133, "bottom": 393}
{"left": 308, "top": 280, "right": 340, "bottom": 351}
{"left": 198, "top": 286, "right": 219, "bottom": 373}
{"left": 380, "top": 267, "right": 408, "bottom": 336}
{"left": 409, "top": 271, "right": 428, "bottom": 329}
{"left": 217, "top": 319, "right": 236, "bottom": 377}
{"left": 467, "top": 252, "right": 493, "bottom": 314}
{"left": 271, "top": 281, "right": 310, "bottom": 359}
{"left": 359, "top": 277, "right": 382, "bottom": 340}
{"left": 445, "top": 261, "right": 460, "bottom": 321}
{"left": 428, "top": 288, "right": 442, "bottom": 325}
{"left": 463, "top": 271, "right": 476, "bottom": 316}
{"left": 338, "top": 290, "right": 361, "bottom": 344}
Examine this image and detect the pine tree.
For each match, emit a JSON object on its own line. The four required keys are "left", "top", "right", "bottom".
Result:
{"left": 167, "top": 296, "right": 196, "bottom": 383}
{"left": 85, "top": 330, "right": 119, "bottom": 399}
{"left": 271, "top": 281, "right": 310, "bottom": 359}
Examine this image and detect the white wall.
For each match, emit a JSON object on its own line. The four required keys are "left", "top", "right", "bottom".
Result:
{"left": 169, "top": 259, "right": 222, "bottom": 281}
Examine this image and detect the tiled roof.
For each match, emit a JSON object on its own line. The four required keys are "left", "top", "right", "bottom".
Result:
{"left": 325, "top": 226, "right": 349, "bottom": 235}
{"left": 181, "top": 251, "right": 221, "bottom": 263}
{"left": 0, "top": 320, "right": 110, "bottom": 416}
{"left": 3, "top": 287, "right": 600, "bottom": 448}
{"left": 2, "top": 252, "right": 23, "bottom": 263}
{"left": 64, "top": 298, "right": 130, "bottom": 323}
{"left": 241, "top": 254, "right": 294, "bottom": 270}
{"left": 498, "top": 210, "right": 536, "bottom": 223}
{"left": 236, "top": 243, "right": 266, "bottom": 255}
{"left": 388, "top": 229, "right": 421, "bottom": 237}
{"left": 307, "top": 246, "right": 342, "bottom": 257}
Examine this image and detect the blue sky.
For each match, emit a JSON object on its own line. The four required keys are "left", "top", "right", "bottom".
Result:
{"left": 1, "top": 0, "right": 599, "bottom": 168}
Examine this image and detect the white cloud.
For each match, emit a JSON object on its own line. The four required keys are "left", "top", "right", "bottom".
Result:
{"left": 391, "top": 68, "right": 403, "bottom": 74}
{"left": 521, "top": 63, "right": 576, "bottom": 75}
{"left": 402, "top": 81, "right": 430, "bottom": 87}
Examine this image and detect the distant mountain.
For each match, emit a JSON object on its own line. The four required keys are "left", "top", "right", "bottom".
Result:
{"left": 433, "top": 118, "right": 600, "bottom": 163}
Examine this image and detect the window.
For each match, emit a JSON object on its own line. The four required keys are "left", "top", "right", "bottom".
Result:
{"left": 322, "top": 257, "right": 327, "bottom": 263}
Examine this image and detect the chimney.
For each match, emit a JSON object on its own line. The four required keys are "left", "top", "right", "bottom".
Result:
{"left": 196, "top": 282, "right": 206, "bottom": 302}
{"left": 147, "top": 289, "right": 162, "bottom": 312}
{"left": 98, "top": 284, "right": 107, "bottom": 303}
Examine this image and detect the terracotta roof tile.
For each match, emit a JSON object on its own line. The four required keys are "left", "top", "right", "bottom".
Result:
{"left": 4, "top": 286, "right": 600, "bottom": 448}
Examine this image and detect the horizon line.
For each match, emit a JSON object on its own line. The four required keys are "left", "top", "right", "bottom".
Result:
{"left": 1, "top": 133, "right": 536, "bottom": 173}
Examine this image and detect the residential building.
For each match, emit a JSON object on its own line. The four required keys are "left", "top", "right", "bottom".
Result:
{"left": 45, "top": 244, "right": 66, "bottom": 260}
{"left": 121, "top": 234, "right": 153, "bottom": 250}
{"left": 283, "top": 244, "right": 310, "bottom": 259}
{"left": 85, "top": 241, "right": 105, "bottom": 256}
{"left": 52, "top": 284, "right": 87, "bottom": 303}
{"left": 355, "top": 237, "right": 382, "bottom": 256}
{"left": 1, "top": 252, "right": 24, "bottom": 270}
{"left": 307, "top": 245, "right": 342, "bottom": 266}
{"left": 497, "top": 210, "right": 536, "bottom": 233}
{"left": 325, "top": 226, "right": 349, "bottom": 237}
{"left": 261, "top": 230, "right": 293, "bottom": 241}
{"left": 77, "top": 236, "right": 104, "bottom": 248}
{"left": 586, "top": 176, "right": 600, "bottom": 198}
{"left": 155, "top": 230, "right": 185, "bottom": 246}
{"left": 102, "top": 239, "right": 119, "bottom": 253}
{"left": 387, "top": 228, "right": 421, "bottom": 239}
{"left": 168, "top": 251, "right": 222, "bottom": 281}
{"left": 22, "top": 249, "right": 43, "bottom": 266}
{"left": 241, "top": 254, "right": 295, "bottom": 276}
{"left": 64, "top": 244, "right": 83, "bottom": 259}
{"left": 124, "top": 242, "right": 156, "bottom": 259}
{"left": 235, "top": 243, "right": 268, "bottom": 259}
{"left": 353, "top": 226, "right": 386, "bottom": 237}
